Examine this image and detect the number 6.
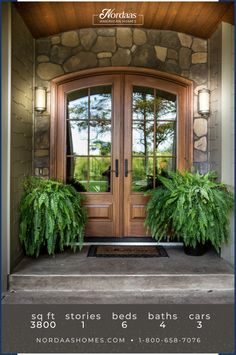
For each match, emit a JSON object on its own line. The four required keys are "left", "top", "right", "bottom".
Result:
{"left": 122, "top": 321, "right": 127, "bottom": 328}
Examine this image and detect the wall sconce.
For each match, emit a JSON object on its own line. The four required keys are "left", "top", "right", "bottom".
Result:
{"left": 35, "top": 87, "right": 47, "bottom": 113}
{"left": 198, "top": 89, "right": 210, "bottom": 117}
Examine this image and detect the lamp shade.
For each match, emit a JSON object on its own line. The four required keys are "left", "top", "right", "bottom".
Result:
{"left": 198, "top": 89, "right": 210, "bottom": 116}
{"left": 35, "top": 87, "right": 46, "bottom": 112}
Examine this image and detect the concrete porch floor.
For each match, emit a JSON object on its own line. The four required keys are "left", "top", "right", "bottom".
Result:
{"left": 2, "top": 246, "right": 234, "bottom": 304}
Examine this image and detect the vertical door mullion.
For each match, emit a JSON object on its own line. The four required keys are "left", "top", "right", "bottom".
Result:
{"left": 123, "top": 76, "right": 132, "bottom": 236}
{"left": 112, "top": 75, "right": 123, "bottom": 237}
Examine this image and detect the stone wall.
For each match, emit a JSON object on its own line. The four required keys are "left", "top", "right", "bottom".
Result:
{"left": 208, "top": 26, "right": 222, "bottom": 176}
{"left": 34, "top": 28, "right": 209, "bottom": 176}
{"left": 11, "top": 6, "right": 34, "bottom": 269}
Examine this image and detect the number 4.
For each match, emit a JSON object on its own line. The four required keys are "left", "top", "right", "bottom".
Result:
{"left": 160, "top": 321, "right": 166, "bottom": 328}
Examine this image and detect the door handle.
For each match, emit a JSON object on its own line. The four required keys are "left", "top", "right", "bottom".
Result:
{"left": 111, "top": 159, "right": 119, "bottom": 177}
{"left": 124, "top": 159, "right": 132, "bottom": 177}
{"left": 115, "top": 159, "right": 119, "bottom": 177}
{"left": 125, "top": 159, "right": 128, "bottom": 177}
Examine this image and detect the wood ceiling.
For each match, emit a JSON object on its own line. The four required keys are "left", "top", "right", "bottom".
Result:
{"left": 15, "top": 2, "right": 234, "bottom": 39}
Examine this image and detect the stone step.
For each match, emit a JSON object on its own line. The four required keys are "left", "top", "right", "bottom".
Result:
{"left": 9, "top": 273, "right": 234, "bottom": 292}
{"left": 3, "top": 289, "right": 234, "bottom": 304}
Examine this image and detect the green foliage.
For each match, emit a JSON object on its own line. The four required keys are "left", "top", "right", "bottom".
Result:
{"left": 145, "top": 171, "right": 234, "bottom": 251}
{"left": 19, "top": 177, "right": 87, "bottom": 257}
{"left": 71, "top": 157, "right": 110, "bottom": 192}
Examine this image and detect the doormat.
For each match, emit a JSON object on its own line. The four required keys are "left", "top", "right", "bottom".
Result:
{"left": 87, "top": 245, "right": 168, "bottom": 258}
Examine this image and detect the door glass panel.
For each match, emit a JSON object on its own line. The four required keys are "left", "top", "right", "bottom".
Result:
{"left": 157, "top": 157, "right": 176, "bottom": 172}
{"left": 132, "top": 157, "right": 153, "bottom": 192}
{"left": 89, "top": 157, "right": 111, "bottom": 192}
{"left": 67, "top": 120, "right": 88, "bottom": 155}
{"left": 67, "top": 88, "right": 89, "bottom": 120}
{"left": 156, "top": 89, "right": 177, "bottom": 121}
{"left": 90, "top": 86, "right": 112, "bottom": 120}
{"left": 66, "top": 157, "right": 88, "bottom": 192}
{"left": 132, "top": 86, "right": 177, "bottom": 191}
{"left": 66, "top": 86, "right": 112, "bottom": 192}
{"left": 156, "top": 122, "right": 176, "bottom": 156}
{"left": 90, "top": 121, "right": 111, "bottom": 156}
{"left": 132, "top": 121, "right": 153, "bottom": 156}
{"left": 133, "top": 86, "right": 154, "bottom": 121}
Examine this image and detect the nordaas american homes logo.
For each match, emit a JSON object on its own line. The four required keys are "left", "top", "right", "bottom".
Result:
{"left": 93, "top": 9, "right": 144, "bottom": 25}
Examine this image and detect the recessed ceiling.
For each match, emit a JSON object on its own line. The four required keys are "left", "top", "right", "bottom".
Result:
{"left": 15, "top": 1, "right": 234, "bottom": 39}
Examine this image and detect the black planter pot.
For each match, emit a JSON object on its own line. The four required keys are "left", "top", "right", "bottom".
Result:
{"left": 183, "top": 242, "right": 209, "bottom": 256}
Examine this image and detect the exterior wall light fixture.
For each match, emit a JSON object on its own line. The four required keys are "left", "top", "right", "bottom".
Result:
{"left": 35, "top": 87, "right": 47, "bottom": 113}
{"left": 198, "top": 89, "right": 210, "bottom": 117}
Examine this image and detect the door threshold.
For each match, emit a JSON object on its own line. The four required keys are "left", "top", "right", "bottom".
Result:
{"left": 83, "top": 237, "right": 182, "bottom": 246}
{"left": 83, "top": 242, "right": 182, "bottom": 246}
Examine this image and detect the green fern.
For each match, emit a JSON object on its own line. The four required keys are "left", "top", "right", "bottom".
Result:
{"left": 145, "top": 171, "right": 234, "bottom": 252}
{"left": 19, "top": 177, "right": 87, "bottom": 257}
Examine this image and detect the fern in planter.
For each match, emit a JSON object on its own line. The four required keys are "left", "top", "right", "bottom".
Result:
{"left": 19, "top": 177, "right": 87, "bottom": 257}
{"left": 145, "top": 171, "right": 234, "bottom": 252}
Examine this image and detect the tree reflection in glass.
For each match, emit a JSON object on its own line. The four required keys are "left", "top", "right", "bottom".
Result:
{"left": 132, "top": 87, "right": 177, "bottom": 192}
{"left": 66, "top": 86, "right": 112, "bottom": 192}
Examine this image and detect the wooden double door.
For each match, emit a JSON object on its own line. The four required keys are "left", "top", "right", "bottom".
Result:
{"left": 55, "top": 72, "right": 191, "bottom": 237}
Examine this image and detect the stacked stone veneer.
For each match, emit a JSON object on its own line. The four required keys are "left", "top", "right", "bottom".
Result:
{"left": 208, "top": 25, "right": 222, "bottom": 177}
{"left": 35, "top": 28, "right": 209, "bottom": 176}
{"left": 11, "top": 7, "right": 34, "bottom": 268}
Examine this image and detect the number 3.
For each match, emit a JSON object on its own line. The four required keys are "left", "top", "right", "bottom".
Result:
{"left": 197, "top": 321, "right": 203, "bottom": 328}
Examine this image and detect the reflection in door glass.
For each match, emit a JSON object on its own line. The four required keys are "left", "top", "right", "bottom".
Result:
{"left": 90, "top": 121, "right": 111, "bottom": 156}
{"left": 132, "top": 86, "right": 177, "bottom": 192}
{"left": 67, "top": 89, "right": 89, "bottom": 120}
{"left": 90, "top": 86, "right": 112, "bottom": 120}
{"left": 66, "top": 157, "right": 88, "bottom": 192}
{"left": 132, "top": 121, "right": 153, "bottom": 155}
{"left": 133, "top": 87, "right": 154, "bottom": 121}
{"left": 67, "top": 120, "right": 88, "bottom": 155}
{"left": 89, "top": 157, "right": 111, "bottom": 192}
{"left": 156, "top": 122, "right": 176, "bottom": 156}
{"left": 66, "top": 86, "right": 112, "bottom": 192}
{"left": 132, "top": 157, "right": 153, "bottom": 191}
{"left": 157, "top": 157, "right": 176, "bottom": 172}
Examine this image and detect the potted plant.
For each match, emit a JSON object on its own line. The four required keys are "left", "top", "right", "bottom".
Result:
{"left": 145, "top": 171, "right": 234, "bottom": 255}
{"left": 19, "top": 177, "right": 87, "bottom": 257}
